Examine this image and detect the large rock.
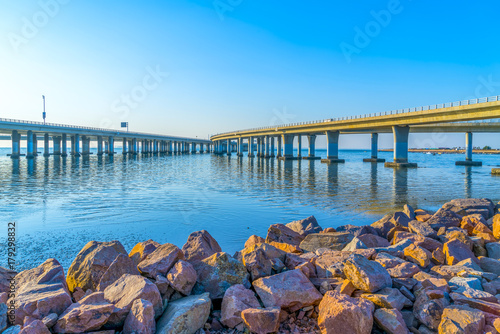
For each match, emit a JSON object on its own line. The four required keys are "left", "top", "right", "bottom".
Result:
{"left": 361, "top": 288, "right": 411, "bottom": 311}
{"left": 66, "top": 240, "right": 127, "bottom": 292}
{"left": 343, "top": 254, "right": 392, "bottom": 293}
{"left": 166, "top": 260, "right": 197, "bottom": 296}
{"left": 486, "top": 242, "right": 500, "bottom": 260}
{"left": 413, "top": 290, "right": 448, "bottom": 330}
{"left": 426, "top": 208, "right": 462, "bottom": 229}
{"left": 19, "top": 319, "right": 51, "bottom": 334}
{"left": 318, "top": 291, "right": 375, "bottom": 334}
{"left": 242, "top": 247, "right": 272, "bottom": 281}
{"left": 450, "top": 293, "right": 500, "bottom": 316}
{"left": 137, "top": 243, "right": 184, "bottom": 278}
{"left": 221, "top": 284, "right": 261, "bottom": 328}
{"left": 374, "top": 308, "right": 409, "bottom": 334}
{"left": 438, "top": 305, "right": 485, "bottom": 334}
{"left": 123, "top": 299, "right": 156, "bottom": 334}
{"left": 357, "top": 234, "right": 390, "bottom": 248}
{"left": 299, "top": 232, "right": 354, "bottom": 253}
{"left": 443, "top": 239, "right": 478, "bottom": 265}
{"left": 286, "top": 216, "right": 323, "bottom": 236}
{"left": 244, "top": 235, "right": 265, "bottom": 249}
{"left": 181, "top": 230, "right": 222, "bottom": 264}
{"left": 156, "top": 293, "right": 211, "bottom": 334}
{"left": 404, "top": 244, "right": 431, "bottom": 268}
{"left": 253, "top": 269, "right": 322, "bottom": 312}
{"left": 10, "top": 259, "right": 72, "bottom": 325}
{"left": 442, "top": 198, "right": 495, "bottom": 220}
{"left": 192, "top": 252, "right": 250, "bottom": 299}
{"left": 129, "top": 239, "right": 160, "bottom": 264}
{"left": 241, "top": 307, "right": 280, "bottom": 334}
{"left": 493, "top": 214, "right": 500, "bottom": 239}
{"left": 371, "top": 214, "right": 396, "bottom": 238}
{"left": 97, "top": 254, "right": 140, "bottom": 291}
{"left": 0, "top": 267, "right": 16, "bottom": 293}
{"left": 408, "top": 220, "right": 437, "bottom": 239}
{"left": 103, "top": 274, "right": 162, "bottom": 328}
{"left": 265, "top": 224, "right": 304, "bottom": 246}
{"left": 53, "top": 292, "right": 114, "bottom": 333}
{"left": 478, "top": 256, "right": 500, "bottom": 275}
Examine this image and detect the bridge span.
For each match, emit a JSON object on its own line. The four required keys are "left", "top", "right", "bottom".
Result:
{"left": 210, "top": 96, "right": 500, "bottom": 170}
{"left": 0, "top": 118, "right": 212, "bottom": 158}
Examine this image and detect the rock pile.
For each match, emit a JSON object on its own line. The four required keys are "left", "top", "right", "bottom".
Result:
{"left": 2, "top": 200, "right": 500, "bottom": 334}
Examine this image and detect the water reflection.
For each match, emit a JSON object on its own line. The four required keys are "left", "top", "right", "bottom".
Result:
{"left": 392, "top": 168, "right": 408, "bottom": 208}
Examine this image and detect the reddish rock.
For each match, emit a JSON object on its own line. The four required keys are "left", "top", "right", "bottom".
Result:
{"left": 181, "top": 230, "right": 222, "bottom": 264}
{"left": 137, "top": 243, "right": 184, "bottom": 278}
{"left": 244, "top": 235, "right": 265, "bottom": 249}
{"left": 386, "top": 262, "right": 420, "bottom": 279}
{"left": 299, "top": 232, "right": 354, "bottom": 253}
{"left": 426, "top": 208, "right": 462, "bottom": 228}
{"left": 335, "top": 280, "right": 356, "bottom": 296}
{"left": 268, "top": 241, "right": 302, "bottom": 254}
{"left": 318, "top": 291, "right": 375, "bottom": 334}
{"left": 221, "top": 284, "right": 261, "bottom": 328}
{"left": 123, "top": 299, "right": 156, "bottom": 334}
{"left": 19, "top": 319, "right": 51, "bottom": 334}
{"left": 493, "top": 214, "right": 500, "bottom": 239}
{"left": 371, "top": 214, "right": 397, "bottom": 238}
{"left": 357, "top": 234, "right": 390, "bottom": 248}
{"left": 285, "top": 216, "right": 323, "bottom": 236}
{"left": 97, "top": 254, "right": 140, "bottom": 291}
{"left": 438, "top": 305, "right": 485, "bottom": 334}
{"left": 242, "top": 247, "right": 272, "bottom": 281}
{"left": 450, "top": 293, "right": 500, "bottom": 316}
{"left": 374, "top": 308, "right": 409, "bottom": 334}
{"left": 343, "top": 254, "right": 392, "bottom": 293}
{"left": 404, "top": 244, "right": 431, "bottom": 268}
{"left": 128, "top": 239, "right": 160, "bottom": 264}
{"left": 266, "top": 224, "right": 304, "bottom": 247}
{"left": 252, "top": 269, "right": 322, "bottom": 312}
{"left": 408, "top": 220, "right": 437, "bottom": 239}
{"left": 166, "top": 259, "right": 197, "bottom": 295}
{"left": 361, "top": 288, "right": 411, "bottom": 311}
{"left": 241, "top": 307, "right": 280, "bottom": 334}
{"left": 413, "top": 290, "right": 449, "bottom": 330}
{"left": 443, "top": 239, "right": 478, "bottom": 265}
{"left": 442, "top": 198, "right": 495, "bottom": 220}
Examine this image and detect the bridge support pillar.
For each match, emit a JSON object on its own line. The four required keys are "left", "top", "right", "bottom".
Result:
{"left": 363, "top": 133, "right": 385, "bottom": 162}
{"left": 10, "top": 130, "right": 21, "bottom": 159}
{"left": 276, "top": 136, "right": 282, "bottom": 158}
{"left": 456, "top": 132, "right": 482, "bottom": 166}
{"left": 303, "top": 135, "right": 321, "bottom": 160}
{"left": 264, "top": 136, "right": 270, "bottom": 158}
{"left": 227, "top": 139, "right": 231, "bottom": 156}
{"left": 297, "top": 135, "right": 302, "bottom": 158}
{"left": 132, "top": 138, "right": 137, "bottom": 155}
{"left": 107, "top": 136, "right": 114, "bottom": 155}
{"left": 43, "top": 133, "right": 50, "bottom": 157}
{"left": 33, "top": 133, "right": 38, "bottom": 157}
{"left": 322, "top": 131, "right": 345, "bottom": 164}
{"left": 278, "top": 134, "right": 297, "bottom": 160}
{"left": 61, "top": 134, "right": 67, "bottom": 157}
{"left": 385, "top": 126, "right": 417, "bottom": 168}
{"left": 237, "top": 138, "right": 243, "bottom": 156}
{"left": 72, "top": 134, "right": 81, "bottom": 157}
{"left": 26, "top": 130, "right": 34, "bottom": 159}
{"left": 96, "top": 136, "right": 103, "bottom": 155}
{"left": 53, "top": 136, "right": 61, "bottom": 155}
{"left": 82, "top": 136, "right": 90, "bottom": 155}
{"left": 122, "top": 138, "right": 127, "bottom": 154}
{"left": 248, "top": 137, "right": 254, "bottom": 157}
{"left": 270, "top": 137, "right": 275, "bottom": 157}
{"left": 104, "top": 140, "right": 108, "bottom": 154}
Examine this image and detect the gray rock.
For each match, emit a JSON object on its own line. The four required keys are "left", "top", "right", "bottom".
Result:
{"left": 343, "top": 254, "right": 392, "bottom": 293}
{"left": 299, "top": 232, "right": 354, "bottom": 253}
{"left": 486, "top": 242, "right": 500, "bottom": 260}
{"left": 374, "top": 308, "right": 409, "bottom": 334}
{"left": 442, "top": 198, "right": 495, "bottom": 220}
{"left": 479, "top": 257, "right": 500, "bottom": 275}
{"left": 285, "top": 216, "right": 322, "bottom": 236}
{"left": 438, "top": 305, "right": 485, "bottom": 334}
{"left": 97, "top": 253, "right": 141, "bottom": 291}
{"left": 449, "top": 277, "right": 483, "bottom": 291}
{"left": 156, "top": 293, "right": 211, "bottom": 334}
{"left": 408, "top": 220, "right": 437, "bottom": 239}
{"left": 426, "top": 208, "right": 462, "bottom": 229}
{"left": 342, "top": 237, "right": 367, "bottom": 252}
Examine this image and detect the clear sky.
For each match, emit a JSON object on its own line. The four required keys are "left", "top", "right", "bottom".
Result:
{"left": 1, "top": 1, "right": 500, "bottom": 148}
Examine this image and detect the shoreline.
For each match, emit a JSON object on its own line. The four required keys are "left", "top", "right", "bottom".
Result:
{"left": 1, "top": 198, "right": 499, "bottom": 333}
{"left": 380, "top": 148, "right": 500, "bottom": 155}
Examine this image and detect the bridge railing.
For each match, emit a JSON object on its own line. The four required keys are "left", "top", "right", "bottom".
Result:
{"left": 212, "top": 95, "right": 500, "bottom": 137}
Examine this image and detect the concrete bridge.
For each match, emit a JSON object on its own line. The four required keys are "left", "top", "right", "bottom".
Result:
{"left": 210, "top": 96, "right": 500, "bottom": 169}
{"left": 1, "top": 118, "right": 212, "bottom": 158}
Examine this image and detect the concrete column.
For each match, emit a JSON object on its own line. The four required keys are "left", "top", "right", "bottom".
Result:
{"left": 33, "top": 133, "right": 38, "bottom": 156}
{"left": 10, "top": 130, "right": 21, "bottom": 159}
{"left": 237, "top": 138, "right": 243, "bottom": 157}
{"left": 82, "top": 136, "right": 90, "bottom": 155}
{"left": 104, "top": 140, "right": 109, "bottom": 154}
{"left": 256, "top": 138, "right": 261, "bottom": 157}
{"left": 303, "top": 135, "right": 319, "bottom": 160}
{"left": 27, "top": 130, "right": 34, "bottom": 159}
{"left": 73, "top": 134, "right": 81, "bottom": 157}
{"left": 456, "top": 132, "right": 482, "bottom": 166}
{"left": 276, "top": 136, "right": 282, "bottom": 158}
{"left": 108, "top": 136, "right": 114, "bottom": 155}
{"left": 227, "top": 139, "right": 231, "bottom": 156}
{"left": 384, "top": 126, "right": 416, "bottom": 168}
{"left": 248, "top": 137, "right": 254, "bottom": 157}
{"left": 264, "top": 136, "right": 270, "bottom": 158}
{"left": 61, "top": 134, "right": 67, "bottom": 157}
{"left": 279, "top": 134, "right": 294, "bottom": 160}
{"left": 270, "top": 137, "right": 275, "bottom": 157}
{"left": 297, "top": 135, "right": 302, "bottom": 158}
{"left": 122, "top": 138, "right": 127, "bottom": 154}
{"left": 363, "top": 133, "right": 385, "bottom": 163}
{"left": 96, "top": 136, "right": 102, "bottom": 155}
{"left": 44, "top": 133, "right": 50, "bottom": 157}
{"left": 133, "top": 138, "right": 138, "bottom": 154}
{"left": 53, "top": 136, "right": 61, "bottom": 155}
{"left": 322, "top": 131, "right": 344, "bottom": 163}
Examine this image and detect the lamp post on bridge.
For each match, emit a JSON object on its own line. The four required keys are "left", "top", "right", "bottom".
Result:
{"left": 42, "top": 95, "right": 46, "bottom": 124}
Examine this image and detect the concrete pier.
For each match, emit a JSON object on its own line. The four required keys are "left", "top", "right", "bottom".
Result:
{"left": 264, "top": 136, "right": 270, "bottom": 158}
{"left": 53, "top": 136, "right": 61, "bottom": 155}
{"left": 227, "top": 139, "right": 231, "bottom": 156}
{"left": 61, "top": 134, "right": 67, "bottom": 157}
{"left": 322, "top": 131, "right": 345, "bottom": 164}
{"left": 108, "top": 136, "right": 114, "bottom": 155}
{"left": 27, "top": 130, "right": 34, "bottom": 159}
{"left": 297, "top": 136, "right": 302, "bottom": 158}
{"left": 276, "top": 136, "right": 282, "bottom": 158}
{"left": 363, "top": 133, "right": 385, "bottom": 162}
{"left": 96, "top": 136, "right": 103, "bottom": 155}
{"left": 248, "top": 137, "right": 254, "bottom": 157}
{"left": 10, "top": 130, "right": 21, "bottom": 159}
{"left": 33, "top": 133, "right": 38, "bottom": 157}
{"left": 278, "top": 134, "right": 298, "bottom": 160}
{"left": 303, "top": 135, "right": 321, "bottom": 160}
{"left": 456, "top": 132, "right": 482, "bottom": 166}
{"left": 82, "top": 136, "right": 90, "bottom": 155}
{"left": 237, "top": 138, "right": 243, "bottom": 156}
{"left": 270, "top": 137, "right": 275, "bottom": 158}
{"left": 43, "top": 133, "right": 50, "bottom": 157}
{"left": 122, "top": 138, "right": 127, "bottom": 154}
{"left": 385, "top": 126, "right": 417, "bottom": 168}
{"left": 73, "top": 134, "right": 81, "bottom": 157}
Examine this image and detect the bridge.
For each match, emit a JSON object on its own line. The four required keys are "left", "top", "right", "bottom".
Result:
{"left": 210, "top": 95, "right": 500, "bottom": 170}
{"left": 1, "top": 118, "right": 212, "bottom": 158}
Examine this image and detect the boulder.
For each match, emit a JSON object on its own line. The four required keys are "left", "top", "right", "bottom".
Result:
{"left": 493, "top": 214, "right": 500, "bottom": 239}
{"left": 286, "top": 215, "right": 322, "bottom": 236}
{"left": 221, "top": 284, "right": 261, "bottom": 328}
{"left": 156, "top": 293, "right": 211, "bottom": 334}
{"left": 41, "top": 313, "right": 57, "bottom": 328}
{"left": 342, "top": 237, "right": 368, "bottom": 252}
{"left": 244, "top": 235, "right": 265, "bottom": 249}
{"left": 10, "top": 259, "right": 72, "bottom": 325}
{"left": 443, "top": 239, "right": 478, "bottom": 265}
{"left": 19, "top": 319, "right": 51, "bottom": 334}
{"left": 361, "top": 288, "right": 411, "bottom": 310}
{"left": 241, "top": 307, "right": 280, "bottom": 334}
{"left": 318, "top": 291, "right": 375, "bottom": 334}
{"left": 66, "top": 241, "right": 127, "bottom": 292}
{"left": 336, "top": 225, "right": 379, "bottom": 237}
{"left": 242, "top": 247, "right": 273, "bottom": 281}
{"left": 486, "top": 242, "right": 500, "bottom": 260}
{"left": 343, "top": 254, "right": 392, "bottom": 293}
{"left": 413, "top": 290, "right": 448, "bottom": 330}
{"left": 123, "top": 299, "right": 156, "bottom": 334}
{"left": 371, "top": 214, "right": 397, "bottom": 238}
{"left": 404, "top": 244, "right": 431, "bottom": 268}
{"left": 53, "top": 292, "right": 114, "bottom": 333}
{"left": 166, "top": 260, "right": 197, "bottom": 296}
{"left": 252, "top": 269, "right": 322, "bottom": 312}
{"left": 426, "top": 208, "right": 462, "bottom": 229}
{"left": 299, "top": 232, "right": 354, "bottom": 253}
{"left": 386, "top": 262, "right": 420, "bottom": 279}
{"left": 265, "top": 224, "right": 304, "bottom": 246}
{"left": 97, "top": 254, "right": 140, "bottom": 291}
{"left": 181, "top": 230, "right": 222, "bottom": 264}
{"left": 128, "top": 239, "right": 160, "bottom": 264}
{"left": 374, "top": 308, "right": 409, "bottom": 334}
{"left": 438, "top": 305, "right": 485, "bottom": 334}
{"left": 0, "top": 303, "right": 7, "bottom": 333}
{"left": 479, "top": 257, "right": 500, "bottom": 275}
{"left": 268, "top": 241, "right": 301, "bottom": 254}
{"left": 0, "top": 267, "right": 16, "bottom": 293}
{"left": 192, "top": 252, "right": 250, "bottom": 299}
{"left": 137, "top": 243, "right": 184, "bottom": 278}
{"left": 357, "top": 234, "right": 390, "bottom": 248}
{"left": 442, "top": 198, "right": 495, "bottom": 220}
{"left": 450, "top": 293, "right": 500, "bottom": 316}
{"left": 408, "top": 220, "right": 437, "bottom": 239}
{"left": 103, "top": 274, "right": 162, "bottom": 328}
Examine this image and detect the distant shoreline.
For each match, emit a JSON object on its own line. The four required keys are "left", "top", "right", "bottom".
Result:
{"left": 380, "top": 148, "right": 500, "bottom": 155}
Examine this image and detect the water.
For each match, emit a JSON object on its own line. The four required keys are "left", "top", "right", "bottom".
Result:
{"left": 1, "top": 148, "right": 499, "bottom": 271}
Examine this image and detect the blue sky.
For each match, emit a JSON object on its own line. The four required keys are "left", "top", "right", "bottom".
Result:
{"left": 1, "top": 1, "right": 500, "bottom": 148}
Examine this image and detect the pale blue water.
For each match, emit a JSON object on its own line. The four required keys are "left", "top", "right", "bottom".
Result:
{"left": 1, "top": 148, "right": 499, "bottom": 270}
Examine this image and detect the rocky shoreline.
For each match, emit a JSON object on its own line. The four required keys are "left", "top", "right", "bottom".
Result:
{"left": 1, "top": 198, "right": 500, "bottom": 334}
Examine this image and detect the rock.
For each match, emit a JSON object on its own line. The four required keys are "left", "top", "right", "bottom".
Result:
{"left": 154, "top": 274, "right": 170, "bottom": 296}
{"left": 103, "top": 274, "right": 162, "bottom": 328}
{"left": 182, "top": 230, "right": 222, "bottom": 264}
{"left": 286, "top": 216, "right": 323, "bottom": 236}
{"left": 166, "top": 260, "right": 197, "bottom": 295}
{"left": 486, "top": 242, "right": 500, "bottom": 260}
{"left": 244, "top": 235, "right": 265, "bottom": 249}
{"left": 336, "top": 225, "right": 379, "bottom": 237}
{"left": 66, "top": 241, "right": 127, "bottom": 292}
{"left": 357, "top": 234, "right": 390, "bottom": 248}
{"left": 10, "top": 259, "right": 72, "bottom": 325}
{"left": 97, "top": 254, "right": 140, "bottom": 291}
{"left": 443, "top": 239, "right": 478, "bottom": 265}
{"left": 371, "top": 214, "right": 397, "bottom": 238}
{"left": 404, "top": 204, "right": 416, "bottom": 220}
{"left": 123, "top": 299, "right": 156, "bottom": 334}
{"left": 138, "top": 243, "right": 185, "bottom": 278}
{"left": 242, "top": 247, "right": 273, "bottom": 281}
{"left": 19, "top": 319, "right": 51, "bottom": 334}
{"left": 265, "top": 224, "right": 304, "bottom": 246}
{"left": 241, "top": 307, "right": 280, "bottom": 334}
{"left": 336, "top": 280, "right": 356, "bottom": 296}
{"left": 128, "top": 239, "right": 160, "bottom": 265}
{"left": 387, "top": 262, "right": 420, "bottom": 279}
{"left": 41, "top": 313, "right": 57, "bottom": 328}
{"left": 192, "top": 252, "right": 250, "bottom": 299}
{"left": 53, "top": 292, "right": 114, "bottom": 333}
{"left": 252, "top": 269, "right": 322, "bottom": 312}
{"left": 413, "top": 290, "right": 448, "bottom": 330}
{"left": 438, "top": 305, "right": 485, "bottom": 334}
{"left": 0, "top": 303, "right": 7, "bottom": 333}
{"left": 3, "top": 325, "right": 21, "bottom": 334}
{"left": 342, "top": 237, "right": 368, "bottom": 252}
{"left": 404, "top": 244, "right": 431, "bottom": 268}
{"left": 479, "top": 257, "right": 500, "bottom": 275}
{"left": 318, "top": 291, "right": 375, "bottom": 334}
{"left": 361, "top": 288, "right": 411, "bottom": 310}
{"left": 268, "top": 241, "right": 301, "bottom": 254}
{"left": 442, "top": 198, "right": 495, "bottom": 220}
{"left": 299, "top": 232, "right": 354, "bottom": 252}
{"left": 374, "top": 308, "right": 409, "bottom": 334}
{"left": 450, "top": 293, "right": 500, "bottom": 316}
{"left": 449, "top": 277, "right": 483, "bottom": 291}
{"left": 0, "top": 267, "right": 16, "bottom": 294}
{"left": 156, "top": 293, "right": 211, "bottom": 334}
{"left": 408, "top": 220, "right": 437, "bottom": 239}
{"left": 343, "top": 254, "right": 392, "bottom": 293}
{"left": 426, "top": 208, "right": 462, "bottom": 229}
{"left": 493, "top": 214, "right": 500, "bottom": 239}
{"left": 221, "top": 284, "right": 261, "bottom": 328}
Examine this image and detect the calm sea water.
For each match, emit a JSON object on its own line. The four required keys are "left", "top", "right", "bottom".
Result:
{"left": 1, "top": 148, "right": 499, "bottom": 271}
